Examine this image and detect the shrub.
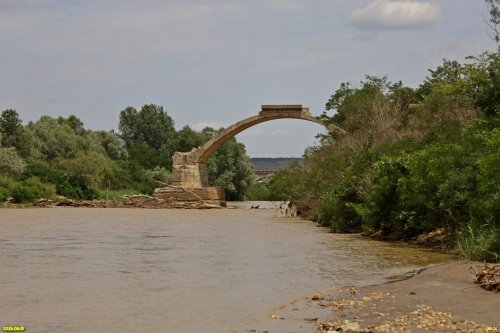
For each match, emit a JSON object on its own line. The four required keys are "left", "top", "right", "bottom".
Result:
{"left": 23, "top": 162, "right": 88, "bottom": 199}
{"left": 244, "top": 183, "right": 271, "bottom": 201}
{"left": 11, "top": 177, "right": 56, "bottom": 203}
{"left": 457, "top": 222, "right": 500, "bottom": 262}
{"left": 318, "top": 190, "right": 363, "bottom": 233}
{"left": 0, "top": 175, "right": 16, "bottom": 202}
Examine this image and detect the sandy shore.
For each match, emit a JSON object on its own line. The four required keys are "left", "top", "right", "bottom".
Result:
{"left": 256, "top": 260, "right": 499, "bottom": 333}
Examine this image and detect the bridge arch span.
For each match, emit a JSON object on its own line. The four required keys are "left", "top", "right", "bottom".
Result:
{"left": 170, "top": 105, "right": 345, "bottom": 188}
{"left": 195, "top": 108, "right": 344, "bottom": 164}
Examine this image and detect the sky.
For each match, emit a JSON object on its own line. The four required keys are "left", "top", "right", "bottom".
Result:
{"left": 0, "top": 0, "right": 497, "bottom": 157}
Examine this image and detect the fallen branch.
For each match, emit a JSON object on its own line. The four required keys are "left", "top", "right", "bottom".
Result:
{"left": 469, "top": 263, "right": 500, "bottom": 292}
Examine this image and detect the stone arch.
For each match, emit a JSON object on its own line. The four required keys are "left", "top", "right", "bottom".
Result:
{"left": 170, "top": 105, "right": 345, "bottom": 188}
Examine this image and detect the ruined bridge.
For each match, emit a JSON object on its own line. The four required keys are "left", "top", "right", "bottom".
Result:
{"left": 154, "top": 105, "right": 345, "bottom": 205}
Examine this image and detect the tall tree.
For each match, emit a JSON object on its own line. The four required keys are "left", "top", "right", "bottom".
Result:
{"left": 0, "top": 147, "right": 26, "bottom": 177}
{"left": 174, "top": 125, "right": 204, "bottom": 152}
{"left": 0, "top": 109, "right": 34, "bottom": 159}
{"left": 118, "top": 104, "right": 176, "bottom": 169}
{"left": 205, "top": 133, "right": 254, "bottom": 201}
{"left": 486, "top": 0, "right": 500, "bottom": 47}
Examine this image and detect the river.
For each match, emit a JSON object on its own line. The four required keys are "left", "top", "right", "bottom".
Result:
{"left": 0, "top": 207, "right": 453, "bottom": 332}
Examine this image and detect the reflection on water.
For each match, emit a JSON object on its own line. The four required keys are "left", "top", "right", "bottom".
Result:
{"left": 0, "top": 208, "right": 453, "bottom": 332}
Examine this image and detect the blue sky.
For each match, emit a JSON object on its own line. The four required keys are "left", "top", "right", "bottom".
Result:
{"left": 0, "top": 0, "right": 496, "bottom": 157}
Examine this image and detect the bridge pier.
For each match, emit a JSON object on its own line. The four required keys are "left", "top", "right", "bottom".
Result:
{"left": 153, "top": 150, "right": 226, "bottom": 206}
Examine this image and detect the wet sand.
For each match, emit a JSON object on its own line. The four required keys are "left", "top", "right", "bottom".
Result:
{"left": 264, "top": 260, "right": 499, "bottom": 332}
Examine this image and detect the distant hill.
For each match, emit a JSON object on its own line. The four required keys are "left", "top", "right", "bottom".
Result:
{"left": 249, "top": 157, "right": 303, "bottom": 171}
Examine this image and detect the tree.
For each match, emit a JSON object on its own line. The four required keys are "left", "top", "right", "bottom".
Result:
{"left": 118, "top": 104, "right": 176, "bottom": 169}
{"left": 206, "top": 136, "right": 254, "bottom": 200}
{"left": 28, "top": 116, "right": 91, "bottom": 160}
{"left": 486, "top": 0, "right": 500, "bottom": 47}
{"left": 475, "top": 52, "right": 500, "bottom": 116}
{"left": 418, "top": 54, "right": 499, "bottom": 117}
{"left": 0, "top": 109, "right": 34, "bottom": 158}
{"left": 0, "top": 109, "right": 22, "bottom": 138}
{"left": 0, "top": 147, "right": 26, "bottom": 177}
{"left": 57, "top": 115, "right": 86, "bottom": 135}
{"left": 91, "top": 130, "right": 128, "bottom": 160}
{"left": 174, "top": 125, "right": 204, "bottom": 152}
{"left": 53, "top": 151, "right": 111, "bottom": 189}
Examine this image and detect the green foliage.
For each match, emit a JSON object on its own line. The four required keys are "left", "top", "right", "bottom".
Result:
{"left": 91, "top": 130, "right": 128, "bottom": 160}
{"left": 11, "top": 177, "right": 56, "bottom": 203}
{"left": 206, "top": 136, "right": 254, "bottom": 200}
{"left": 458, "top": 223, "right": 500, "bottom": 262}
{"left": 279, "top": 51, "right": 500, "bottom": 260}
{"left": 0, "top": 104, "right": 254, "bottom": 201}
{"left": 174, "top": 126, "right": 205, "bottom": 152}
{"left": 127, "top": 141, "right": 164, "bottom": 170}
{"left": 102, "top": 161, "right": 155, "bottom": 194}
{"left": 0, "top": 147, "right": 27, "bottom": 177}
{"left": 57, "top": 115, "right": 85, "bottom": 135}
{"left": 244, "top": 183, "right": 271, "bottom": 201}
{"left": 24, "top": 162, "right": 95, "bottom": 199}
{"left": 266, "top": 162, "right": 304, "bottom": 202}
{"left": 318, "top": 192, "right": 363, "bottom": 233}
{"left": 0, "top": 175, "right": 16, "bottom": 202}
{"left": 486, "top": 0, "right": 500, "bottom": 47}
{"left": 472, "top": 128, "right": 500, "bottom": 222}
{"left": 144, "top": 166, "right": 171, "bottom": 185}
{"left": 0, "top": 109, "right": 35, "bottom": 158}
{"left": 53, "top": 151, "right": 111, "bottom": 190}
{"left": 28, "top": 116, "right": 100, "bottom": 160}
{"left": 118, "top": 104, "right": 176, "bottom": 169}
{"left": 475, "top": 52, "right": 500, "bottom": 117}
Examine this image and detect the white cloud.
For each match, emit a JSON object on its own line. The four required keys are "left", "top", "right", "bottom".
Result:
{"left": 349, "top": 0, "right": 441, "bottom": 30}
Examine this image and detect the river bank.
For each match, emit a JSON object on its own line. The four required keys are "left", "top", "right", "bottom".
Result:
{"left": 261, "top": 260, "right": 499, "bottom": 332}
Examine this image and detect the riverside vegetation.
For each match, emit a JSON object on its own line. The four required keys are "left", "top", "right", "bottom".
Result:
{"left": 247, "top": 52, "right": 500, "bottom": 262}
{"left": 2, "top": 1, "right": 499, "bottom": 262}
{"left": 0, "top": 104, "right": 254, "bottom": 205}
{"left": 248, "top": 2, "right": 500, "bottom": 261}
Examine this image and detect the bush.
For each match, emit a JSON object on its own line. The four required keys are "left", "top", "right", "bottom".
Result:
{"left": 144, "top": 166, "right": 171, "bottom": 184}
{"left": 244, "top": 183, "right": 270, "bottom": 200}
{"left": 458, "top": 222, "right": 500, "bottom": 262}
{"left": 23, "top": 162, "right": 91, "bottom": 199}
{"left": 318, "top": 191, "right": 363, "bottom": 233}
{"left": 0, "top": 175, "right": 16, "bottom": 202}
{"left": 11, "top": 177, "right": 56, "bottom": 203}
{"left": 103, "top": 162, "right": 156, "bottom": 194}
{"left": 0, "top": 147, "right": 26, "bottom": 177}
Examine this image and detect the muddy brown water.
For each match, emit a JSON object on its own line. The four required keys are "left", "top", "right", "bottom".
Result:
{"left": 0, "top": 207, "right": 454, "bottom": 332}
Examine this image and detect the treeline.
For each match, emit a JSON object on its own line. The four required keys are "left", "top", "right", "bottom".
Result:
{"left": 259, "top": 52, "right": 500, "bottom": 261}
{"left": 0, "top": 104, "right": 254, "bottom": 203}
{"left": 249, "top": 157, "right": 304, "bottom": 170}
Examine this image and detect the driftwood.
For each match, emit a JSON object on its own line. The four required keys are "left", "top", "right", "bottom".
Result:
{"left": 28, "top": 195, "right": 223, "bottom": 209}
{"left": 469, "top": 263, "right": 500, "bottom": 292}
{"left": 14, "top": 179, "right": 226, "bottom": 209}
